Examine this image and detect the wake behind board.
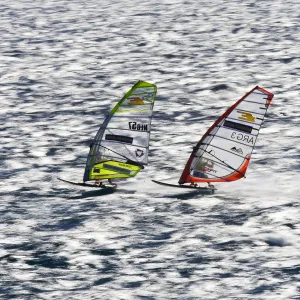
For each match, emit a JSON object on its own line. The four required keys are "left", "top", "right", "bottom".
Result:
{"left": 152, "top": 180, "right": 216, "bottom": 194}
{"left": 58, "top": 178, "right": 117, "bottom": 189}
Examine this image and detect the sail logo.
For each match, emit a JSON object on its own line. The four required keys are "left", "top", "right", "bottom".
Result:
{"left": 129, "top": 122, "right": 148, "bottom": 131}
{"left": 135, "top": 149, "right": 144, "bottom": 157}
{"left": 231, "top": 132, "right": 254, "bottom": 144}
{"left": 105, "top": 134, "right": 133, "bottom": 144}
{"left": 223, "top": 120, "right": 253, "bottom": 134}
{"left": 128, "top": 97, "right": 144, "bottom": 105}
{"left": 230, "top": 147, "right": 243, "bottom": 155}
{"left": 237, "top": 111, "right": 255, "bottom": 123}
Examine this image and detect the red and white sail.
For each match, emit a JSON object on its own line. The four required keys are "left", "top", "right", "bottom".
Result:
{"left": 179, "top": 86, "right": 274, "bottom": 184}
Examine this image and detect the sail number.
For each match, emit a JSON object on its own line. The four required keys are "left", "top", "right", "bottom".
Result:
{"left": 231, "top": 132, "right": 254, "bottom": 144}
{"left": 129, "top": 122, "right": 148, "bottom": 131}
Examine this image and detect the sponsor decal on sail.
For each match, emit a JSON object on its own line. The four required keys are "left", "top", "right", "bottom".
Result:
{"left": 128, "top": 97, "right": 144, "bottom": 105}
{"left": 223, "top": 120, "right": 253, "bottom": 133}
{"left": 230, "top": 147, "right": 243, "bottom": 154}
{"left": 135, "top": 149, "right": 144, "bottom": 157}
{"left": 105, "top": 134, "right": 133, "bottom": 144}
{"left": 237, "top": 110, "right": 255, "bottom": 123}
{"left": 103, "top": 163, "right": 131, "bottom": 174}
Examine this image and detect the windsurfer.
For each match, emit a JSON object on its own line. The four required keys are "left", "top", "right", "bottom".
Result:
{"left": 108, "top": 178, "right": 117, "bottom": 187}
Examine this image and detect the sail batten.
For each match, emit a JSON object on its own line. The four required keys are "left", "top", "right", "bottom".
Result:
{"left": 179, "top": 86, "right": 273, "bottom": 184}
{"left": 83, "top": 81, "right": 157, "bottom": 182}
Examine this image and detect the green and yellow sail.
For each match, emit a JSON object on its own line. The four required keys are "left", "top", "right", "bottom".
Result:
{"left": 83, "top": 81, "right": 157, "bottom": 182}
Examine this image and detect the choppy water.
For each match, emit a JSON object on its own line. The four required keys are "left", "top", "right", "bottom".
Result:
{"left": 1, "top": 0, "right": 300, "bottom": 299}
